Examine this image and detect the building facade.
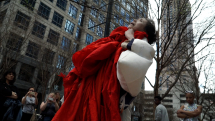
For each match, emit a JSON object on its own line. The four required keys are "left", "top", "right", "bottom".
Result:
{"left": 0, "top": 0, "right": 149, "bottom": 117}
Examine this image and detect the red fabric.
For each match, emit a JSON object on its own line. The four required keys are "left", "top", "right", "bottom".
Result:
{"left": 52, "top": 27, "right": 148, "bottom": 121}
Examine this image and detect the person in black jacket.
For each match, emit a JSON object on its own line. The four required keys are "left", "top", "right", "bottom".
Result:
{"left": 0, "top": 70, "right": 21, "bottom": 121}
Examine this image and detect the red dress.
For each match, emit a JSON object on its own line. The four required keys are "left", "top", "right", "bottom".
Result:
{"left": 52, "top": 27, "right": 148, "bottom": 121}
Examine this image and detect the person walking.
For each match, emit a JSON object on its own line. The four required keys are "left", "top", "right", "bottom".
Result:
{"left": 21, "top": 87, "right": 38, "bottom": 121}
{"left": 154, "top": 96, "right": 169, "bottom": 121}
{"left": 177, "top": 91, "right": 202, "bottom": 121}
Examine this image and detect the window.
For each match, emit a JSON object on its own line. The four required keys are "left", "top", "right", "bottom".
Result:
{"left": 81, "top": 5, "right": 85, "bottom": 11}
{"left": 100, "top": 1, "right": 106, "bottom": 11}
{"left": 114, "top": 14, "right": 119, "bottom": 23}
{"left": 88, "top": 19, "right": 95, "bottom": 32}
{"left": 131, "top": 8, "right": 135, "bottom": 17}
{"left": 56, "top": 55, "right": 66, "bottom": 69}
{"left": 126, "top": 4, "right": 130, "bottom": 11}
{"left": 90, "top": 7, "right": 97, "bottom": 18}
{"left": 163, "top": 99, "right": 172, "bottom": 103}
{"left": 20, "top": 0, "right": 36, "bottom": 11}
{"left": 78, "top": 13, "right": 83, "bottom": 26}
{"left": 114, "top": 3, "right": 119, "bottom": 11}
{"left": 54, "top": 75, "right": 63, "bottom": 90}
{"left": 68, "top": 4, "right": 78, "bottom": 19}
{"left": 52, "top": 11, "right": 64, "bottom": 28}
{"left": 126, "top": 13, "right": 129, "bottom": 22}
{"left": 26, "top": 41, "right": 40, "bottom": 59}
{"left": 14, "top": 11, "right": 31, "bottom": 31}
{"left": 86, "top": 33, "right": 93, "bottom": 45}
{"left": 121, "top": 0, "right": 125, "bottom": 6}
{"left": 4, "top": 0, "right": 10, "bottom": 5}
{"left": 42, "top": 49, "right": 55, "bottom": 64}
{"left": 180, "top": 94, "right": 185, "bottom": 97}
{"left": 6, "top": 33, "right": 23, "bottom": 52}
{"left": 18, "top": 64, "right": 35, "bottom": 82}
{"left": 143, "top": 4, "right": 147, "bottom": 12}
{"left": 132, "top": 1, "right": 135, "bottom": 6}
{"left": 93, "top": 0, "right": 99, "bottom": 4}
{"left": 98, "top": 13, "right": 104, "bottom": 23}
{"left": 121, "top": 8, "right": 125, "bottom": 16}
{"left": 47, "top": 29, "right": 60, "bottom": 46}
{"left": 75, "top": 27, "right": 81, "bottom": 40}
{"left": 56, "top": 0, "right": 67, "bottom": 11}
{"left": 65, "top": 20, "right": 75, "bottom": 34}
{"left": 111, "top": 22, "right": 115, "bottom": 30}
{"left": 0, "top": 9, "right": 7, "bottom": 24}
{"left": 38, "top": 2, "right": 51, "bottom": 20}
{"left": 119, "top": 19, "right": 124, "bottom": 26}
{"left": 61, "top": 36, "right": 71, "bottom": 51}
{"left": 32, "top": 21, "right": 46, "bottom": 39}
{"left": 72, "top": 42, "right": 79, "bottom": 54}
{"left": 97, "top": 26, "right": 103, "bottom": 37}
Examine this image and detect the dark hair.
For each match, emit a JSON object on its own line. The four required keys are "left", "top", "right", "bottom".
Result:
{"left": 1, "top": 70, "right": 16, "bottom": 85}
{"left": 154, "top": 96, "right": 162, "bottom": 101}
{"left": 27, "top": 87, "right": 35, "bottom": 92}
{"left": 144, "top": 19, "right": 156, "bottom": 45}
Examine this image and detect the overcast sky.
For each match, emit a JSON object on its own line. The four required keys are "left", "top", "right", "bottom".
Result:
{"left": 145, "top": 0, "right": 215, "bottom": 91}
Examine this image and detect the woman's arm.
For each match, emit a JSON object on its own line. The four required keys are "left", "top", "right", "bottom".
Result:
{"left": 54, "top": 100, "right": 59, "bottom": 111}
{"left": 40, "top": 102, "right": 48, "bottom": 111}
{"left": 7, "top": 91, "right": 18, "bottom": 99}
{"left": 22, "top": 92, "right": 30, "bottom": 104}
{"left": 180, "top": 106, "right": 202, "bottom": 117}
{"left": 0, "top": 84, "right": 12, "bottom": 96}
{"left": 177, "top": 105, "right": 185, "bottom": 118}
{"left": 35, "top": 92, "right": 38, "bottom": 105}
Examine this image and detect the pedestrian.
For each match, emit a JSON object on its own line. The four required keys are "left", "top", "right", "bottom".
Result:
{"left": 154, "top": 96, "right": 169, "bottom": 121}
{"left": 21, "top": 87, "right": 38, "bottom": 121}
{"left": 40, "top": 92, "right": 59, "bottom": 121}
{"left": 52, "top": 18, "right": 156, "bottom": 121}
{"left": 177, "top": 91, "right": 202, "bottom": 121}
{"left": 0, "top": 70, "right": 22, "bottom": 121}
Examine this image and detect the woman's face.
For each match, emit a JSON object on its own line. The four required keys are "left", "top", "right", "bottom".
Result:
{"left": 29, "top": 88, "right": 34, "bottom": 92}
{"left": 128, "top": 18, "right": 148, "bottom": 31}
{"left": 186, "top": 93, "right": 195, "bottom": 104}
{"left": 56, "top": 93, "right": 60, "bottom": 99}
{"left": 49, "top": 94, "right": 55, "bottom": 99}
{"left": 5, "top": 73, "right": 15, "bottom": 81}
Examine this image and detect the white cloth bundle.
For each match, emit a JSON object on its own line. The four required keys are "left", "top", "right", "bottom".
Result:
{"left": 117, "top": 38, "right": 155, "bottom": 97}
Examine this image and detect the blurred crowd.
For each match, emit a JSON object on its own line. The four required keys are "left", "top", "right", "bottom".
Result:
{"left": 0, "top": 70, "right": 63, "bottom": 121}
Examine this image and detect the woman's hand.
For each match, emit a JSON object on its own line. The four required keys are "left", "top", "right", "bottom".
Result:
{"left": 121, "top": 40, "right": 130, "bottom": 49}
{"left": 12, "top": 91, "right": 17, "bottom": 96}
{"left": 25, "top": 91, "right": 30, "bottom": 96}
{"left": 125, "top": 29, "right": 134, "bottom": 41}
{"left": 35, "top": 92, "right": 38, "bottom": 97}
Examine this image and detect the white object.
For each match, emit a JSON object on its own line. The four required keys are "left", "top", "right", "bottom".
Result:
{"left": 117, "top": 38, "right": 155, "bottom": 97}
{"left": 60, "top": 96, "right": 64, "bottom": 104}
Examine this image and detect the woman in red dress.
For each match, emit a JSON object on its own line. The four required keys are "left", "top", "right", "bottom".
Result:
{"left": 52, "top": 18, "right": 156, "bottom": 121}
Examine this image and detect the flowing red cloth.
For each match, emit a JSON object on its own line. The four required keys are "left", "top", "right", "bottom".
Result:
{"left": 52, "top": 27, "right": 148, "bottom": 121}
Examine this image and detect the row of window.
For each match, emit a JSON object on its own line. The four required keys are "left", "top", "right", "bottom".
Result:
{"left": 13, "top": 10, "right": 81, "bottom": 43}
{"left": 16, "top": 61, "right": 63, "bottom": 90}
{"left": 88, "top": 19, "right": 104, "bottom": 37}
{"left": 19, "top": 0, "right": 80, "bottom": 27}
{"left": 6, "top": 32, "right": 78, "bottom": 67}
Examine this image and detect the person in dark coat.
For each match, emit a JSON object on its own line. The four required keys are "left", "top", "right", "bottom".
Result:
{"left": 0, "top": 70, "right": 21, "bottom": 121}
